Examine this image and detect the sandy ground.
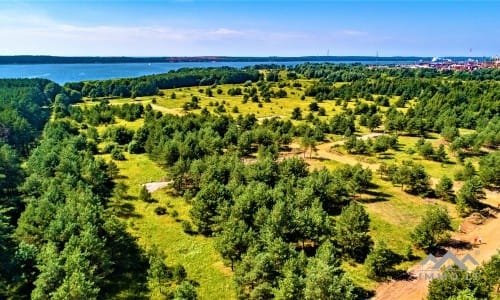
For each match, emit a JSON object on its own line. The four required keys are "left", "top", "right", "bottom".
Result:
{"left": 143, "top": 181, "right": 172, "bottom": 193}
{"left": 278, "top": 135, "right": 499, "bottom": 300}
{"left": 150, "top": 104, "right": 184, "bottom": 115}
{"left": 374, "top": 203, "right": 500, "bottom": 300}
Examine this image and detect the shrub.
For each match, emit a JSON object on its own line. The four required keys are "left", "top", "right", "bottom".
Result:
{"left": 181, "top": 220, "right": 194, "bottom": 234}
{"left": 111, "top": 147, "right": 126, "bottom": 160}
{"left": 154, "top": 206, "right": 167, "bottom": 215}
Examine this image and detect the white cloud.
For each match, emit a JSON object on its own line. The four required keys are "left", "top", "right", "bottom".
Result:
{"left": 337, "top": 29, "right": 368, "bottom": 36}
{"left": 0, "top": 8, "right": 318, "bottom": 55}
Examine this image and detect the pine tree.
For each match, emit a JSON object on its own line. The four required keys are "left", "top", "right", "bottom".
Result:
{"left": 334, "top": 202, "right": 373, "bottom": 262}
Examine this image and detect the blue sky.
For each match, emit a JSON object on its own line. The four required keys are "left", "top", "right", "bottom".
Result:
{"left": 0, "top": 1, "right": 498, "bottom": 57}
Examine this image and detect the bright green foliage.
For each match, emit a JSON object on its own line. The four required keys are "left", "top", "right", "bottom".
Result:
{"left": 139, "top": 185, "right": 152, "bottom": 202}
{"left": 427, "top": 255, "right": 499, "bottom": 300}
{"left": 173, "top": 281, "right": 197, "bottom": 300}
{"left": 365, "top": 241, "right": 400, "bottom": 280}
{"left": 435, "top": 175, "right": 455, "bottom": 202}
{"left": 334, "top": 202, "right": 373, "bottom": 262}
{"left": 410, "top": 206, "right": 451, "bottom": 252}
{"left": 456, "top": 177, "right": 485, "bottom": 216}
{"left": 304, "top": 242, "right": 355, "bottom": 300}
{"left": 147, "top": 247, "right": 171, "bottom": 297}
{"left": 478, "top": 151, "right": 499, "bottom": 187}
{"left": 215, "top": 219, "right": 255, "bottom": 270}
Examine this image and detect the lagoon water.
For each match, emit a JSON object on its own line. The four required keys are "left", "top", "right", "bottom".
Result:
{"left": 0, "top": 59, "right": 414, "bottom": 84}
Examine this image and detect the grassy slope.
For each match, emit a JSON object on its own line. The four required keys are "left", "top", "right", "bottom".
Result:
{"left": 97, "top": 130, "right": 235, "bottom": 299}
{"left": 90, "top": 78, "right": 486, "bottom": 295}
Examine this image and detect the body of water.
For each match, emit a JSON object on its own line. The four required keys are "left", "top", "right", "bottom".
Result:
{"left": 0, "top": 59, "right": 416, "bottom": 84}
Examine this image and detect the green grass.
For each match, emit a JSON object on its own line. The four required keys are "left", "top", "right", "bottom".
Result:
{"left": 98, "top": 148, "right": 235, "bottom": 299}
{"left": 91, "top": 82, "right": 482, "bottom": 297}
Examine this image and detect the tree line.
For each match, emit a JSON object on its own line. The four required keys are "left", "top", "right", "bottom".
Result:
{"left": 65, "top": 67, "right": 260, "bottom": 98}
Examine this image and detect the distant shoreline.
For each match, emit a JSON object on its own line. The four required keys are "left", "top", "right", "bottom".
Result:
{"left": 0, "top": 55, "right": 437, "bottom": 65}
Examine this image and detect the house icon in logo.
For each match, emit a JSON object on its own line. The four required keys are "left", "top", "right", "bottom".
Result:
{"left": 419, "top": 251, "right": 479, "bottom": 271}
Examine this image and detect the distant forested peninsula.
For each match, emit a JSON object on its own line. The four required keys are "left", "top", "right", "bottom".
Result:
{"left": 0, "top": 55, "right": 431, "bottom": 64}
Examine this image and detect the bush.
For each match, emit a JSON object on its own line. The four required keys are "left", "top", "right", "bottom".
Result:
{"left": 111, "top": 147, "right": 126, "bottom": 160}
{"left": 365, "top": 241, "right": 400, "bottom": 280}
{"left": 154, "top": 206, "right": 167, "bottom": 215}
{"left": 102, "top": 142, "right": 119, "bottom": 154}
{"left": 128, "top": 140, "right": 143, "bottom": 154}
{"left": 139, "top": 185, "right": 152, "bottom": 202}
{"left": 410, "top": 206, "right": 451, "bottom": 252}
{"left": 181, "top": 220, "right": 194, "bottom": 234}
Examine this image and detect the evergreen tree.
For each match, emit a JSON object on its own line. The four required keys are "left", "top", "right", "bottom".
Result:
{"left": 410, "top": 206, "right": 451, "bottom": 252}
{"left": 435, "top": 175, "right": 454, "bottom": 202}
{"left": 334, "top": 202, "right": 373, "bottom": 262}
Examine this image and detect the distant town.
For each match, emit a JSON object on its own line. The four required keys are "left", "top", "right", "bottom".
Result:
{"left": 411, "top": 56, "right": 500, "bottom": 70}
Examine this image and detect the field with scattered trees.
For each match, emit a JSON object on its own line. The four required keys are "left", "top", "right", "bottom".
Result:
{"left": 1, "top": 64, "right": 499, "bottom": 299}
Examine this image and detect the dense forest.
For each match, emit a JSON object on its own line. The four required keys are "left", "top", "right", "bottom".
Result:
{"left": 0, "top": 79, "right": 195, "bottom": 299}
{"left": 65, "top": 67, "right": 260, "bottom": 98}
{"left": 1, "top": 64, "right": 499, "bottom": 299}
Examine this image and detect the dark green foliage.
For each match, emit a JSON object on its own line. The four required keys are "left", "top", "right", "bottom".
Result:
{"left": 303, "top": 241, "right": 356, "bottom": 300}
{"left": 478, "top": 151, "right": 500, "bottom": 187}
{"left": 456, "top": 177, "right": 485, "bottom": 216}
{"left": 410, "top": 206, "right": 451, "bottom": 252}
{"left": 365, "top": 241, "right": 401, "bottom": 280}
{"left": 0, "top": 79, "right": 54, "bottom": 155}
{"left": 385, "top": 161, "right": 431, "bottom": 195}
{"left": 127, "top": 140, "right": 142, "bottom": 154}
{"left": 110, "top": 147, "right": 125, "bottom": 160}
{"left": 441, "top": 126, "right": 460, "bottom": 142}
{"left": 434, "top": 144, "right": 448, "bottom": 162}
{"left": 173, "top": 280, "right": 197, "bottom": 300}
{"left": 139, "top": 185, "right": 152, "bottom": 202}
{"left": 181, "top": 220, "right": 194, "bottom": 234}
{"left": 13, "top": 116, "right": 149, "bottom": 298}
{"left": 427, "top": 255, "right": 499, "bottom": 300}
{"left": 291, "top": 107, "right": 302, "bottom": 120}
{"left": 309, "top": 102, "right": 319, "bottom": 112}
{"left": 72, "top": 67, "right": 259, "bottom": 98}
{"left": 190, "top": 181, "right": 229, "bottom": 235}
{"left": 335, "top": 202, "right": 373, "bottom": 262}
{"left": 435, "top": 175, "right": 454, "bottom": 202}
{"left": 102, "top": 126, "right": 134, "bottom": 145}
{"left": 155, "top": 206, "right": 167, "bottom": 215}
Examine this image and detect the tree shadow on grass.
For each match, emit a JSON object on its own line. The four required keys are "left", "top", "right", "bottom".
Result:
{"left": 377, "top": 153, "right": 395, "bottom": 160}
{"left": 116, "top": 202, "right": 143, "bottom": 219}
{"left": 358, "top": 189, "right": 392, "bottom": 203}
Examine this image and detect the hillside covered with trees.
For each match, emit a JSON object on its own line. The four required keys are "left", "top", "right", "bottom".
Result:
{"left": 1, "top": 64, "right": 499, "bottom": 299}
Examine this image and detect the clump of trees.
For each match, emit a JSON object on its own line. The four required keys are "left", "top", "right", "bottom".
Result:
{"left": 427, "top": 253, "right": 500, "bottom": 300}
{"left": 410, "top": 206, "right": 452, "bottom": 252}
{"left": 68, "top": 67, "right": 260, "bottom": 98}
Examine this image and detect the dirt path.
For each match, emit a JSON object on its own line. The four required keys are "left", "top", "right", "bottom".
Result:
{"left": 257, "top": 115, "right": 286, "bottom": 121}
{"left": 374, "top": 203, "right": 500, "bottom": 300}
{"left": 150, "top": 104, "right": 184, "bottom": 115}
{"left": 143, "top": 181, "right": 173, "bottom": 193}
{"left": 314, "top": 141, "right": 378, "bottom": 170}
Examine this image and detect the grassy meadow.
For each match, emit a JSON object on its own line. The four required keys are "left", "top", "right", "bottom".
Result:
{"left": 87, "top": 76, "right": 488, "bottom": 297}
